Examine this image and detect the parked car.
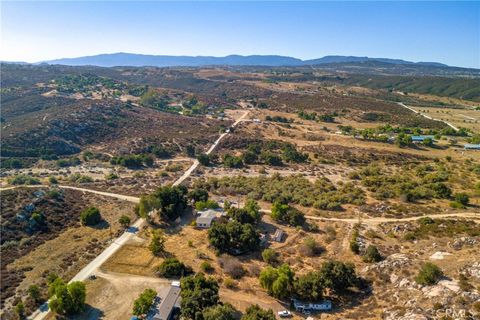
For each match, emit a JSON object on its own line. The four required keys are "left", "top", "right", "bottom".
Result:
{"left": 277, "top": 310, "right": 292, "bottom": 317}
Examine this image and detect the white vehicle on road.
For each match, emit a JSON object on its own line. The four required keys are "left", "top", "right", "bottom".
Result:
{"left": 277, "top": 310, "right": 292, "bottom": 317}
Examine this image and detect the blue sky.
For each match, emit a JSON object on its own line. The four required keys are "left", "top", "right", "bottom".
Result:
{"left": 1, "top": 1, "right": 479, "bottom": 68}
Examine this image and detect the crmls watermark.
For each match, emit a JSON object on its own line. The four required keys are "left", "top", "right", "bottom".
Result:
{"left": 434, "top": 308, "right": 472, "bottom": 320}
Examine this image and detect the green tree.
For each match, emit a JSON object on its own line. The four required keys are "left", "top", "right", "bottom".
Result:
{"left": 415, "top": 262, "right": 443, "bottom": 286}
{"left": 118, "top": 215, "right": 131, "bottom": 229}
{"left": 188, "top": 188, "right": 209, "bottom": 203}
{"left": 80, "top": 207, "right": 101, "bottom": 226}
{"left": 138, "top": 185, "right": 188, "bottom": 221}
{"left": 197, "top": 153, "right": 211, "bottom": 166}
{"left": 157, "top": 258, "right": 193, "bottom": 278}
{"left": 203, "top": 303, "right": 236, "bottom": 320}
{"left": 180, "top": 274, "right": 219, "bottom": 319}
{"left": 48, "top": 279, "right": 86, "bottom": 315}
{"left": 208, "top": 220, "right": 260, "bottom": 254}
{"left": 271, "top": 202, "right": 305, "bottom": 227}
{"left": 28, "top": 285, "right": 41, "bottom": 302}
{"left": 149, "top": 229, "right": 165, "bottom": 256}
{"left": 294, "top": 271, "right": 324, "bottom": 301}
{"left": 132, "top": 288, "right": 157, "bottom": 316}
{"left": 15, "top": 302, "right": 25, "bottom": 320}
{"left": 259, "top": 264, "right": 294, "bottom": 299}
{"left": 241, "top": 304, "right": 275, "bottom": 320}
{"left": 318, "top": 260, "right": 358, "bottom": 294}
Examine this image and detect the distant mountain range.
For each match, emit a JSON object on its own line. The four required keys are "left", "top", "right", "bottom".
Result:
{"left": 29, "top": 53, "right": 450, "bottom": 68}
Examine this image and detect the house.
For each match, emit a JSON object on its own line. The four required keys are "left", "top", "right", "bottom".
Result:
{"left": 195, "top": 209, "right": 225, "bottom": 228}
{"left": 272, "top": 229, "right": 284, "bottom": 242}
{"left": 292, "top": 299, "right": 332, "bottom": 313}
{"left": 411, "top": 135, "right": 435, "bottom": 143}
{"left": 464, "top": 144, "right": 480, "bottom": 150}
{"left": 152, "top": 283, "right": 181, "bottom": 320}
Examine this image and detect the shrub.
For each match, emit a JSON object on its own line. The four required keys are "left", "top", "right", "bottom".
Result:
{"left": 200, "top": 261, "right": 214, "bottom": 273}
{"left": 299, "top": 236, "right": 322, "bottom": 256}
{"left": 218, "top": 255, "right": 245, "bottom": 279}
{"left": 454, "top": 192, "right": 469, "bottom": 206}
{"left": 48, "top": 176, "right": 58, "bottom": 184}
{"left": 8, "top": 174, "right": 40, "bottom": 185}
{"left": 157, "top": 258, "right": 193, "bottom": 278}
{"left": 415, "top": 262, "right": 443, "bottom": 286}
{"left": 363, "top": 245, "right": 382, "bottom": 263}
{"left": 149, "top": 230, "right": 165, "bottom": 256}
{"left": 80, "top": 207, "right": 101, "bottom": 226}
{"left": 262, "top": 248, "right": 278, "bottom": 265}
{"left": 118, "top": 215, "right": 131, "bottom": 228}
{"left": 223, "top": 277, "right": 237, "bottom": 289}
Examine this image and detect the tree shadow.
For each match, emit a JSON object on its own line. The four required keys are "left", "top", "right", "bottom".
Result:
{"left": 90, "top": 220, "right": 110, "bottom": 230}
{"left": 69, "top": 304, "right": 105, "bottom": 320}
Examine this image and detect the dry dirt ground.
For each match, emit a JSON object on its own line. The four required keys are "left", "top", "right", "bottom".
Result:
{"left": 408, "top": 105, "right": 480, "bottom": 134}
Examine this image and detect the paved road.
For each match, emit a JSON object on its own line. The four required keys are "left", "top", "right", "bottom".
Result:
{"left": 398, "top": 102, "right": 459, "bottom": 131}
{"left": 27, "top": 110, "right": 249, "bottom": 320}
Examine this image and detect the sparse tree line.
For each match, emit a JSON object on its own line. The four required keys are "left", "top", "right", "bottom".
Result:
{"left": 197, "top": 141, "right": 308, "bottom": 169}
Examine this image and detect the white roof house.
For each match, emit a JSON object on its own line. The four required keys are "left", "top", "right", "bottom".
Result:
{"left": 195, "top": 209, "right": 225, "bottom": 228}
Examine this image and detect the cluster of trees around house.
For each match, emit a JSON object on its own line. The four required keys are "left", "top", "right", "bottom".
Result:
{"left": 207, "top": 199, "right": 262, "bottom": 254}
{"left": 298, "top": 111, "right": 336, "bottom": 123}
{"left": 54, "top": 74, "right": 127, "bottom": 94}
{"left": 195, "top": 174, "right": 365, "bottom": 211}
{"left": 175, "top": 273, "right": 277, "bottom": 320}
{"left": 259, "top": 260, "right": 360, "bottom": 301}
{"left": 338, "top": 124, "right": 472, "bottom": 147}
{"left": 199, "top": 141, "right": 308, "bottom": 168}
{"left": 349, "top": 162, "right": 470, "bottom": 203}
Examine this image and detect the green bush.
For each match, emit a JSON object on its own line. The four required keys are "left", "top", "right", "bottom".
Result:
{"left": 200, "top": 261, "right": 214, "bottom": 273}
{"left": 363, "top": 245, "right": 382, "bottom": 263}
{"left": 415, "top": 262, "right": 443, "bottom": 286}
{"left": 157, "top": 258, "right": 192, "bottom": 278}
{"left": 80, "top": 207, "right": 101, "bottom": 226}
{"left": 8, "top": 174, "right": 40, "bottom": 185}
{"left": 262, "top": 248, "right": 278, "bottom": 265}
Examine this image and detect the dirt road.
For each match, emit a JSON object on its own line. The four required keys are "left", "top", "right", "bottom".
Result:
{"left": 27, "top": 110, "right": 250, "bottom": 320}
{"left": 398, "top": 102, "right": 459, "bottom": 131}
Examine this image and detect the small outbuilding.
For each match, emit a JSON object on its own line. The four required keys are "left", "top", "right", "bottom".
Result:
{"left": 272, "top": 229, "right": 284, "bottom": 242}
{"left": 464, "top": 143, "right": 480, "bottom": 150}
{"left": 292, "top": 299, "right": 332, "bottom": 313}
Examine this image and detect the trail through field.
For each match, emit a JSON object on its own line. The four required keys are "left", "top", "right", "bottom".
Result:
{"left": 397, "top": 102, "right": 459, "bottom": 131}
